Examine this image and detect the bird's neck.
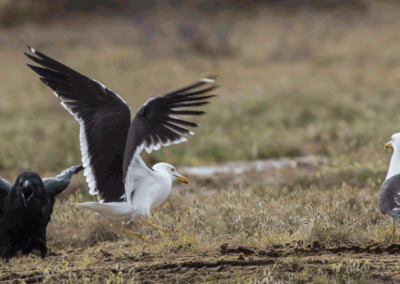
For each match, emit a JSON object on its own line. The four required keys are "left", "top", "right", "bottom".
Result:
{"left": 387, "top": 148, "right": 400, "bottom": 180}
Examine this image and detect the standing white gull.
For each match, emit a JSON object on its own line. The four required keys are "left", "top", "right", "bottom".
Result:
{"left": 25, "top": 46, "right": 218, "bottom": 241}
{"left": 379, "top": 133, "right": 400, "bottom": 241}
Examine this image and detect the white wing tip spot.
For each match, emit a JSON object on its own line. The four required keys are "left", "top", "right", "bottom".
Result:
{"left": 201, "top": 78, "right": 214, "bottom": 83}
{"left": 188, "top": 131, "right": 195, "bottom": 135}
{"left": 162, "top": 140, "right": 172, "bottom": 147}
{"left": 30, "top": 47, "right": 36, "bottom": 53}
{"left": 53, "top": 92, "right": 59, "bottom": 97}
{"left": 174, "top": 137, "right": 187, "bottom": 144}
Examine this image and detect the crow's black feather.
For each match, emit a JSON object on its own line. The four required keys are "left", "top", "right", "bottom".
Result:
{"left": 0, "top": 165, "right": 83, "bottom": 262}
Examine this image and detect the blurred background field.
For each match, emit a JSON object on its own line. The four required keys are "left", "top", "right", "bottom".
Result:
{"left": 2, "top": 0, "right": 400, "bottom": 282}
{"left": 1, "top": 0, "right": 400, "bottom": 176}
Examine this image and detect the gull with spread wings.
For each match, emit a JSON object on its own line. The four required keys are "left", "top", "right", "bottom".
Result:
{"left": 25, "top": 46, "right": 217, "bottom": 241}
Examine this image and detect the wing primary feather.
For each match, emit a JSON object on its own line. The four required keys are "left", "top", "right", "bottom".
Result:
{"left": 172, "top": 101, "right": 211, "bottom": 108}
{"left": 162, "top": 75, "right": 218, "bottom": 98}
{"left": 27, "top": 64, "right": 68, "bottom": 81}
{"left": 166, "top": 94, "right": 217, "bottom": 105}
{"left": 167, "top": 117, "right": 198, "bottom": 128}
{"left": 26, "top": 46, "right": 75, "bottom": 73}
{"left": 123, "top": 75, "right": 217, "bottom": 180}
{"left": 169, "top": 110, "right": 206, "bottom": 116}
{"left": 163, "top": 122, "right": 192, "bottom": 135}
{"left": 40, "top": 78, "right": 73, "bottom": 91}
{"left": 168, "top": 86, "right": 219, "bottom": 99}
{"left": 26, "top": 46, "right": 131, "bottom": 203}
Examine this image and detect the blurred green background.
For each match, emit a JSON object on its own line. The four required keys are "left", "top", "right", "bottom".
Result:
{"left": 0, "top": 0, "right": 399, "bottom": 183}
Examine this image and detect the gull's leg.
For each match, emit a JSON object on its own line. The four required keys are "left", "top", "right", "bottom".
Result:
{"left": 147, "top": 218, "right": 171, "bottom": 234}
{"left": 121, "top": 225, "right": 146, "bottom": 241}
{"left": 391, "top": 219, "right": 396, "bottom": 242}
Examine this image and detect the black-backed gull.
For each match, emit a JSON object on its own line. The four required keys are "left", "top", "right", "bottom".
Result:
{"left": 25, "top": 47, "right": 217, "bottom": 240}
{"left": 379, "top": 134, "right": 400, "bottom": 241}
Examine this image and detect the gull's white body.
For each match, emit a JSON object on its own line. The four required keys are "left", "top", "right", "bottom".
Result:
{"left": 25, "top": 46, "right": 215, "bottom": 236}
{"left": 73, "top": 163, "right": 176, "bottom": 223}
{"left": 386, "top": 133, "right": 400, "bottom": 180}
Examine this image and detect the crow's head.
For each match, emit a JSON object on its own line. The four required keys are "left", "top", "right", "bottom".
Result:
{"left": 14, "top": 172, "right": 44, "bottom": 207}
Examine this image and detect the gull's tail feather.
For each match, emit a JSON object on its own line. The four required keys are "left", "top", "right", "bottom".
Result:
{"left": 71, "top": 202, "right": 136, "bottom": 222}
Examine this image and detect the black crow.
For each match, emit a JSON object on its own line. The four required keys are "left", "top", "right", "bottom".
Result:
{"left": 0, "top": 164, "right": 83, "bottom": 262}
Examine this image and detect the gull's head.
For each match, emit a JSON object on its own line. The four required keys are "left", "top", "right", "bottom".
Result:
{"left": 153, "top": 163, "right": 190, "bottom": 184}
{"left": 385, "top": 133, "right": 400, "bottom": 151}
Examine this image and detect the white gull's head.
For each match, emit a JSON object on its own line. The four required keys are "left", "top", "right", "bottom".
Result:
{"left": 385, "top": 132, "right": 400, "bottom": 180}
{"left": 153, "top": 163, "right": 190, "bottom": 184}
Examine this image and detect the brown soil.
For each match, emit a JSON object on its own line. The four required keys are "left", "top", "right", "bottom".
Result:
{"left": 1, "top": 241, "right": 400, "bottom": 283}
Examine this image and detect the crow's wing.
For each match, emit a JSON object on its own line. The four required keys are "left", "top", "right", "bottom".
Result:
{"left": 0, "top": 177, "right": 11, "bottom": 214}
{"left": 43, "top": 165, "right": 83, "bottom": 197}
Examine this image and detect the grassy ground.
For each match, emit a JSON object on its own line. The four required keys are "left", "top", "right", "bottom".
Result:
{"left": 2, "top": 2, "right": 400, "bottom": 283}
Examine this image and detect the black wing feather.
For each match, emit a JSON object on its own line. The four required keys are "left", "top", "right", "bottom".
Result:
{"left": 166, "top": 94, "right": 216, "bottom": 104}
{"left": 123, "top": 77, "right": 218, "bottom": 180}
{"left": 169, "top": 110, "right": 205, "bottom": 116}
{"left": 25, "top": 46, "right": 131, "bottom": 202}
{"left": 0, "top": 177, "right": 11, "bottom": 214}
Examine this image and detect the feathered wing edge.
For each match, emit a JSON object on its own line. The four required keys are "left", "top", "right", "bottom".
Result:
{"left": 122, "top": 76, "right": 218, "bottom": 205}
{"left": 43, "top": 165, "right": 83, "bottom": 197}
{"left": 25, "top": 46, "right": 131, "bottom": 200}
{"left": 123, "top": 76, "right": 219, "bottom": 179}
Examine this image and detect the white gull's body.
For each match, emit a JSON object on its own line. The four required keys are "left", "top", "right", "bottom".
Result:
{"left": 75, "top": 163, "right": 175, "bottom": 223}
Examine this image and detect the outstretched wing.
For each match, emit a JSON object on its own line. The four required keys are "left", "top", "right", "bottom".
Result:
{"left": 0, "top": 177, "right": 11, "bottom": 214}
{"left": 123, "top": 76, "right": 218, "bottom": 204}
{"left": 43, "top": 165, "right": 84, "bottom": 197}
{"left": 25, "top": 47, "right": 131, "bottom": 202}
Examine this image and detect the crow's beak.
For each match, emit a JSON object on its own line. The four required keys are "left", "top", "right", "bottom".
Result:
{"left": 21, "top": 181, "right": 34, "bottom": 207}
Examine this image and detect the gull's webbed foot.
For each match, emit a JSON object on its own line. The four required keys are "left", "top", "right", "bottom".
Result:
{"left": 147, "top": 218, "right": 171, "bottom": 234}
{"left": 121, "top": 225, "right": 146, "bottom": 242}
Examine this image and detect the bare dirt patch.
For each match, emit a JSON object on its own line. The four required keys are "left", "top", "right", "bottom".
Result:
{"left": 1, "top": 241, "right": 399, "bottom": 283}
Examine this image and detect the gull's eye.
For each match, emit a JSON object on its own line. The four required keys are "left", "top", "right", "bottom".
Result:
{"left": 171, "top": 168, "right": 175, "bottom": 172}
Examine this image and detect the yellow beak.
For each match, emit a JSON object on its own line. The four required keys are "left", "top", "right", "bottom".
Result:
{"left": 385, "top": 142, "right": 393, "bottom": 149}
{"left": 174, "top": 175, "right": 190, "bottom": 185}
